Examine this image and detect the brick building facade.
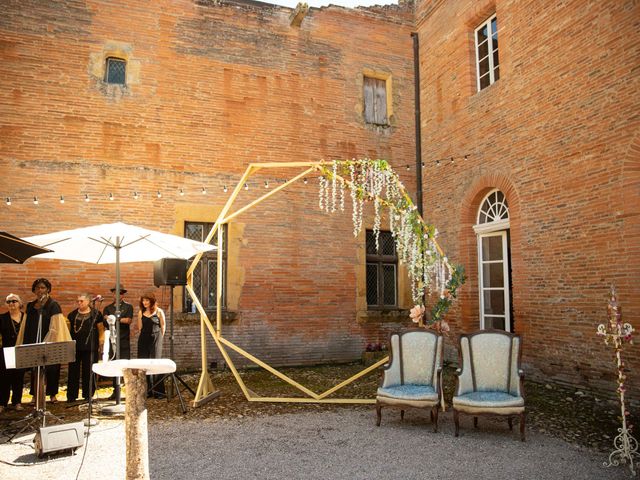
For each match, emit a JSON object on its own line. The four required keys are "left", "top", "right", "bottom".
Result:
{"left": 415, "top": 0, "right": 639, "bottom": 399}
{"left": 0, "top": 1, "right": 417, "bottom": 371}
{"left": 0, "top": 0, "right": 638, "bottom": 402}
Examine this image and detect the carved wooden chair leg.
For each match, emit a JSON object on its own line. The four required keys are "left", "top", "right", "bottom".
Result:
{"left": 432, "top": 405, "right": 439, "bottom": 433}
{"left": 400, "top": 409, "right": 405, "bottom": 421}
{"left": 508, "top": 417, "right": 513, "bottom": 431}
{"left": 430, "top": 410, "right": 434, "bottom": 423}
{"left": 473, "top": 416, "right": 478, "bottom": 428}
{"left": 519, "top": 412, "right": 526, "bottom": 441}
{"left": 376, "top": 403, "right": 382, "bottom": 427}
{"left": 454, "top": 409, "right": 460, "bottom": 437}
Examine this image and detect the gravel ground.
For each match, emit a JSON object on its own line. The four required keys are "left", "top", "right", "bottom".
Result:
{"left": 0, "top": 408, "right": 632, "bottom": 480}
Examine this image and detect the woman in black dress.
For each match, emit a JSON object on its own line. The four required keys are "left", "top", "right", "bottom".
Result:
{"left": 67, "top": 293, "right": 103, "bottom": 403}
{"left": 0, "top": 293, "right": 26, "bottom": 412}
{"left": 136, "top": 291, "right": 166, "bottom": 398}
{"left": 17, "top": 278, "right": 70, "bottom": 403}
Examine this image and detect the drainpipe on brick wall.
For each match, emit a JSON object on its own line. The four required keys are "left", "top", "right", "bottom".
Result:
{"left": 411, "top": 32, "right": 423, "bottom": 217}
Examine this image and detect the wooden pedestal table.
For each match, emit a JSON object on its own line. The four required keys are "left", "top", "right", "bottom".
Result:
{"left": 93, "top": 359, "right": 176, "bottom": 480}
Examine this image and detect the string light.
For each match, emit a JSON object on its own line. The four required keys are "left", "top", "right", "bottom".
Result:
{"left": 264, "top": 180, "right": 269, "bottom": 189}
{"left": 109, "top": 192, "right": 114, "bottom": 201}
{"left": 223, "top": 185, "right": 228, "bottom": 193}
{"left": 464, "top": 154, "right": 469, "bottom": 160}
{"left": 59, "top": 195, "right": 65, "bottom": 204}
{"left": 450, "top": 157, "right": 454, "bottom": 164}
{"left": 201, "top": 187, "right": 207, "bottom": 195}
{"left": 33, "top": 196, "right": 39, "bottom": 205}
{"left": 436, "top": 160, "right": 441, "bottom": 167}
{"left": 133, "top": 191, "right": 139, "bottom": 200}
{"left": 303, "top": 178, "right": 308, "bottom": 185}
{"left": 84, "top": 194, "right": 90, "bottom": 202}
{"left": 157, "top": 190, "right": 162, "bottom": 198}
{"left": 244, "top": 183, "right": 249, "bottom": 190}
{"left": 6, "top": 197, "right": 11, "bottom": 206}
{"left": 179, "top": 188, "right": 184, "bottom": 196}
{"left": 406, "top": 165, "right": 410, "bottom": 171}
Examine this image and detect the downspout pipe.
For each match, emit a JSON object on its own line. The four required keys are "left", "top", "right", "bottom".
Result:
{"left": 411, "top": 32, "right": 423, "bottom": 217}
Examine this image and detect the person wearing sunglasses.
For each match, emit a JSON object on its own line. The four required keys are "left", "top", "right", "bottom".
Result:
{"left": 0, "top": 294, "right": 25, "bottom": 412}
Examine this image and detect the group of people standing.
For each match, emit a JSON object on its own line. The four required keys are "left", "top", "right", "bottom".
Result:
{"left": 0, "top": 277, "right": 167, "bottom": 412}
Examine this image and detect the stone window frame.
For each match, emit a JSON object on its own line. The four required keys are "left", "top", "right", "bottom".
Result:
{"left": 474, "top": 14, "right": 500, "bottom": 91}
{"left": 362, "top": 69, "right": 393, "bottom": 126}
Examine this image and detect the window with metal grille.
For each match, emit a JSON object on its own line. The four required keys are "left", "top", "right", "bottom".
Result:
{"left": 363, "top": 76, "right": 388, "bottom": 125}
{"left": 475, "top": 15, "right": 500, "bottom": 91}
{"left": 183, "top": 221, "right": 226, "bottom": 312}
{"left": 105, "top": 57, "right": 126, "bottom": 85}
{"left": 366, "top": 230, "right": 397, "bottom": 308}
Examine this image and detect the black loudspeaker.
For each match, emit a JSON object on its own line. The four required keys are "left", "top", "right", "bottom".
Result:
{"left": 154, "top": 258, "right": 188, "bottom": 287}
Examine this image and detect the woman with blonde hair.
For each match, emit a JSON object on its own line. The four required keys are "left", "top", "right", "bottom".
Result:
{"left": 0, "top": 293, "right": 26, "bottom": 412}
{"left": 136, "top": 291, "right": 166, "bottom": 398}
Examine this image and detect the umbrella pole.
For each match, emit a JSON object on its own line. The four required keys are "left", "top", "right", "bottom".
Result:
{"left": 104, "top": 240, "right": 125, "bottom": 415}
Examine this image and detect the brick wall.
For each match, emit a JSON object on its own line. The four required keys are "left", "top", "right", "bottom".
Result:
{"left": 415, "top": 0, "right": 640, "bottom": 399}
{"left": 0, "top": 1, "right": 417, "bottom": 372}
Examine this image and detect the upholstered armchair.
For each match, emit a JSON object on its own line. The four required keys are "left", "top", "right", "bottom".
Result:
{"left": 452, "top": 329, "right": 526, "bottom": 441}
{"left": 375, "top": 329, "right": 444, "bottom": 432}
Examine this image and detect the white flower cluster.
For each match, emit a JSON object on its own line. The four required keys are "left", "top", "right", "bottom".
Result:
{"left": 317, "top": 159, "right": 452, "bottom": 305}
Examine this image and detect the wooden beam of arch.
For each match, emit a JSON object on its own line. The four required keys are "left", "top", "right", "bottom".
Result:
{"left": 186, "top": 161, "right": 446, "bottom": 405}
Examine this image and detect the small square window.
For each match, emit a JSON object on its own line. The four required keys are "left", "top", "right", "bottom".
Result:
{"left": 363, "top": 76, "right": 388, "bottom": 125}
{"left": 105, "top": 57, "right": 126, "bottom": 85}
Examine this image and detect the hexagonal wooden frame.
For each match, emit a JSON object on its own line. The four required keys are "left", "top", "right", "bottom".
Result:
{"left": 186, "top": 161, "right": 440, "bottom": 406}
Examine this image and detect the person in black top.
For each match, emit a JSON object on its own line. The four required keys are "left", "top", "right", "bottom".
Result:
{"left": 17, "top": 278, "right": 70, "bottom": 403}
{"left": 137, "top": 291, "right": 166, "bottom": 398}
{"left": 0, "top": 293, "right": 26, "bottom": 412}
{"left": 67, "top": 293, "right": 103, "bottom": 403}
{"left": 103, "top": 284, "right": 134, "bottom": 396}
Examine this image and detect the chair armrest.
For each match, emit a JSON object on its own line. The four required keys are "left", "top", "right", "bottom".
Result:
{"left": 454, "top": 368, "right": 462, "bottom": 376}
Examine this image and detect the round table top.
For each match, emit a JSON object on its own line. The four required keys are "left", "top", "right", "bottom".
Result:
{"left": 92, "top": 359, "right": 176, "bottom": 377}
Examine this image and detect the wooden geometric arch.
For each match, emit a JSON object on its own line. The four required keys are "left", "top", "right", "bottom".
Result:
{"left": 186, "top": 161, "right": 407, "bottom": 406}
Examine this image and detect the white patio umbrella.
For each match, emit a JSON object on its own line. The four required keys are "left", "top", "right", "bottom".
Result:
{"left": 24, "top": 222, "right": 216, "bottom": 407}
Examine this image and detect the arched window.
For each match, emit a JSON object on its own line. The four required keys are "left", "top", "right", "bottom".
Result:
{"left": 473, "top": 189, "right": 511, "bottom": 331}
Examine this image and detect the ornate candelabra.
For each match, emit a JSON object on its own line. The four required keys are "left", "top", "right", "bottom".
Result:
{"left": 597, "top": 286, "right": 638, "bottom": 476}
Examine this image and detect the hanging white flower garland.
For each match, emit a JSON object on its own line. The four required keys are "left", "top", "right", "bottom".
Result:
{"left": 316, "top": 159, "right": 462, "bottom": 309}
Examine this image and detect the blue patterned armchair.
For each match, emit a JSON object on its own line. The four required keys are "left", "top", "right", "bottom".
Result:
{"left": 375, "top": 329, "right": 444, "bottom": 432}
{"left": 452, "top": 329, "right": 526, "bottom": 441}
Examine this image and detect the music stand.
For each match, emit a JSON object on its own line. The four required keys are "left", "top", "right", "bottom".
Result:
{"left": 3, "top": 341, "right": 75, "bottom": 440}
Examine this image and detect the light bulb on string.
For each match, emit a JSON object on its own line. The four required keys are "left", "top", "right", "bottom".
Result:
{"left": 436, "top": 160, "right": 441, "bottom": 167}
{"left": 264, "top": 180, "right": 269, "bottom": 189}
{"left": 133, "top": 191, "right": 139, "bottom": 200}
{"left": 33, "top": 196, "right": 39, "bottom": 205}
{"left": 450, "top": 157, "right": 454, "bottom": 164}
{"left": 223, "top": 185, "right": 228, "bottom": 193}
{"left": 109, "top": 192, "right": 114, "bottom": 201}
{"left": 179, "top": 188, "right": 184, "bottom": 196}
{"left": 6, "top": 197, "right": 11, "bottom": 206}
{"left": 201, "top": 187, "right": 207, "bottom": 195}
{"left": 59, "top": 195, "right": 65, "bottom": 204}
{"left": 244, "top": 183, "right": 249, "bottom": 191}
{"left": 84, "top": 194, "right": 90, "bottom": 202}
{"left": 303, "top": 178, "right": 308, "bottom": 185}
{"left": 157, "top": 190, "right": 162, "bottom": 198}
{"left": 406, "top": 165, "right": 410, "bottom": 171}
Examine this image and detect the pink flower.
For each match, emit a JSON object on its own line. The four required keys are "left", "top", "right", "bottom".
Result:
{"left": 409, "top": 305, "right": 425, "bottom": 323}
